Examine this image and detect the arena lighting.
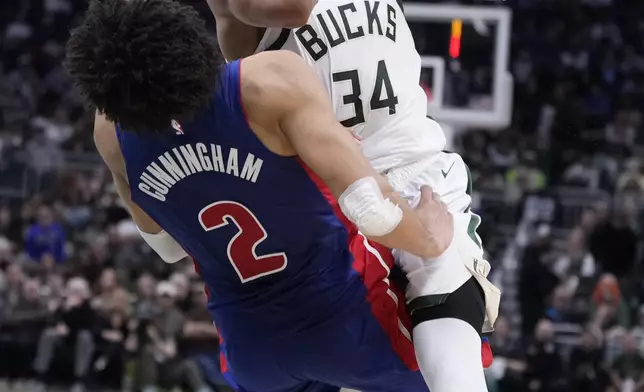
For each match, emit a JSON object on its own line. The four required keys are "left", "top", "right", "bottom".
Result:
{"left": 449, "top": 19, "right": 462, "bottom": 59}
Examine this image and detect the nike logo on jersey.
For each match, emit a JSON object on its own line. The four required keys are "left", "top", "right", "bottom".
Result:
{"left": 441, "top": 162, "right": 455, "bottom": 178}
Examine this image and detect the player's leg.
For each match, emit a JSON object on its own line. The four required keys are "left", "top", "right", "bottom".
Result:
{"left": 310, "top": 235, "right": 428, "bottom": 392}
{"left": 409, "top": 278, "right": 488, "bottom": 392}
{"left": 271, "top": 382, "right": 340, "bottom": 392}
{"left": 220, "top": 233, "right": 425, "bottom": 392}
{"left": 390, "top": 151, "right": 494, "bottom": 392}
{"left": 234, "top": 381, "right": 340, "bottom": 392}
{"left": 220, "top": 333, "right": 341, "bottom": 392}
{"left": 219, "top": 340, "right": 317, "bottom": 392}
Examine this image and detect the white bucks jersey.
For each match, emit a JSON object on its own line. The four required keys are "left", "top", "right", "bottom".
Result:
{"left": 255, "top": 0, "right": 446, "bottom": 173}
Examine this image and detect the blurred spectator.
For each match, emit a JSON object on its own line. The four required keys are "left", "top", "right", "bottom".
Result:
{"left": 545, "top": 286, "right": 578, "bottom": 324}
{"left": 487, "top": 132, "right": 518, "bottom": 170}
{"left": 1, "top": 263, "right": 24, "bottom": 307}
{"left": 182, "top": 288, "right": 233, "bottom": 391}
{"left": 591, "top": 274, "right": 630, "bottom": 331}
{"left": 30, "top": 105, "right": 73, "bottom": 145}
{"left": 605, "top": 111, "right": 637, "bottom": 151}
{"left": 608, "top": 333, "right": 644, "bottom": 392}
{"left": 631, "top": 307, "right": 644, "bottom": 348}
{"left": 524, "top": 319, "right": 567, "bottom": 392}
{"left": 139, "top": 281, "right": 212, "bottom": 392}
{"left": 33, "top": 277, "right": 95, "bottom": 392}
{"left": 0, "top": 203, "right": 23, "bottom": 246}
{"left": 616, "top": 159, "right": 644, "bottom": 193}
{"left": 552, "top": 228, "right": 596, "bottom": 294}
{"left": 134, "top": 273, "right": 157, "bottom": 321}
{"left": 589, "top": 209, "right": 637, "bottom": 279}
{"left": 578, "top": 208, "right": 599, "bottom": 237}
{"left": 568, "top": 328, "right": 607, "bottom": 392}
{"left": 91, "top": 267, "right": 123, "bottom": 313}
{"left": 0, "top": 278, "right": 47, "bottom": 387}
{"left": 41, "top": 273, "right": 65, "bottom": 311}
{"left": 24, "top": 205, "right": 65, "bottom": 266}
{"left": 170, "top": 272, "right": 192, "bottom": 313}
{"left": 93, "top": 286, "right": 133, "bottom": 390}
{"left": 563, "top": 155, "right": 600, "bottom": 189}
{"left": 25, "top": 131, "right": 64, "bottom": 191}
{"left": 485, "top": 316, "right": 526, "bottom": 392}
{"left": 505, "top": 151, "right": 546, "bottom": 203}
{"left": 519, "top": 225, "right": 559, "bottom": 336}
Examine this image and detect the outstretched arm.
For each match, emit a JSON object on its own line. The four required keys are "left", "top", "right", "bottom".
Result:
{"left": 227, "top": 0, "right": 315, "bottom": 27}
{"left": 206, "top": 0, "right": 265, "bottom": 60}
{"left": 93, "top": 113, "right": 188, "bottom": 263}
{"left": 93, "top": 113, "right": 162, "bottom": 233}
{"left": 241, "top": 51, "right": 453, "bottom": 259}
{"left": 206, "top": 0, "right": 314, "bottom": 59}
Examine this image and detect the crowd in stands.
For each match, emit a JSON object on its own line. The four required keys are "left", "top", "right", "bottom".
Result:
{"left": 441, "top": 0, "right": 644, "bottom": 391}
{"left": 2, "top": 0, "right": 644, "bottom": 391}
{"left": 0, "top": 3, "right": 232, "bottom": 391}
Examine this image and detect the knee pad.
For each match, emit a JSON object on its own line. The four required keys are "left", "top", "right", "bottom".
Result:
{"left": 408, "top": 277, "right": 485, "bottom": 336}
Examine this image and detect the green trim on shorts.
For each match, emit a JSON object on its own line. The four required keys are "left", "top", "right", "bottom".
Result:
{"left": 440, "top": 150, "right": 483, "bottom": 249}
{"left": 463, "top": 160, "right": 483, "bottom": 249}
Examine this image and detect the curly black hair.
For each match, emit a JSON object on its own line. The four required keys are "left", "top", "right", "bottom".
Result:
{"left": 65, "top": 0, "right": 223, "bottom": 133}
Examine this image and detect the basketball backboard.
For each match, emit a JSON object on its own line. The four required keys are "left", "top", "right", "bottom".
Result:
{"left": 404, "top": 3, "right": 513, "bottom": 129}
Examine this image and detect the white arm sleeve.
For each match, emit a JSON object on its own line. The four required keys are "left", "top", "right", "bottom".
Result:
{"left": 138, "top": 228, "right": 188, "bottom": 263}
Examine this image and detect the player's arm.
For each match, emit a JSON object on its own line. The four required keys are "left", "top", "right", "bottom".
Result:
{"left": 208, "top": 0, "right": 314, "bottom": 28}
{"left": 241, "top": 51, "right": 453, "bottom": 258}
{"left": 206, "top": 0, "right": 266, "bottom": 60}
{"left": 93, "top": 112, "right": 188, "bottom": 263}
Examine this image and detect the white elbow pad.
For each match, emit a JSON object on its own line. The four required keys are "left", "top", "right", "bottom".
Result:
{"left": 338, "top": 177, "right": 403, "bottom": 237}
{"left": 138, "top": 228, "right": 188, "bottom": 263}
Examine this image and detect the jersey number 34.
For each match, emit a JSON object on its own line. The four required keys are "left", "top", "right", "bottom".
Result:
{"left": 199, "top": 201, "right": 287, "bottom": 283}
{"left": 333, "top": 60, "right": 398, "bottom": 127}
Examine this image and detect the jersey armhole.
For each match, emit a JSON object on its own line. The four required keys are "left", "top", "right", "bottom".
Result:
{"left": 216, "top": 60, "right": 251, "bottom": 128}
{"left": 255, "top": 28, "right": 291, "bottom": 54}
{"left": 218, "top": 58, "right": 294, "bottom": 158}
{"left": 265, "top": 29, "right": 291, "bottom": 51}
{"left": 237, "top": 59, "right": 251, "bottom": 126}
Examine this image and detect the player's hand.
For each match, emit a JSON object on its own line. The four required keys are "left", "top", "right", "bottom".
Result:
{"left": 415, "top": 186, "right": 454, "bottom": 257}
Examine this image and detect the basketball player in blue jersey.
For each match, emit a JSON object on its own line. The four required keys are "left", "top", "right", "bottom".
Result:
{"left": 208, "top": 1, "right": 501, "bottom": 392}
{"left": 64, "top": 0, "right": 455, "bottom": 391}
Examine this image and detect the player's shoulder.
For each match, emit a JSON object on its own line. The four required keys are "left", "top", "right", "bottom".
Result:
{"left": 241, "top": 50, "right": 306, "bottom": 86}
{"left": 93, "top": 111, "right": 117, "bottom": 158}
{"left": 238, "top": 51, "right": 313, "bottom": 156}
{"left": 240, "top": 51, "right": 314, "bottom": 103}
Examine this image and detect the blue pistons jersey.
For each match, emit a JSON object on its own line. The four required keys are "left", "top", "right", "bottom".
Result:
{"left": 116, "top": 60, "right": 425, "bottom": 392}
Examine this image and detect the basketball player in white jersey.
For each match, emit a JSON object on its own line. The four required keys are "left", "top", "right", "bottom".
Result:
{"left": 208, "top": 1, "right": 501, "bottom": 391}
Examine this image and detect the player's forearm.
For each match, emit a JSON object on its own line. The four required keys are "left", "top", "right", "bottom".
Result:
{"left": 207, "top": 0, "right": 264, "bottom": 60}
{"left": 230, "top": 0, "right": 314, "bottom": 27}
{"left": 110, "top": 172, "right": 161, "bottom": 234}
{"left": 94, "top": 114, "right": 162, "bottom": 235}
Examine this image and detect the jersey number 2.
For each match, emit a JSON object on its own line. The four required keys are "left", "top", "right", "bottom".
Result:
{"left": 332, "top": 60, "right": 399, "bottom": 127}
{"left": 199, "top": 201, "right": 287, "bottom": 283}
